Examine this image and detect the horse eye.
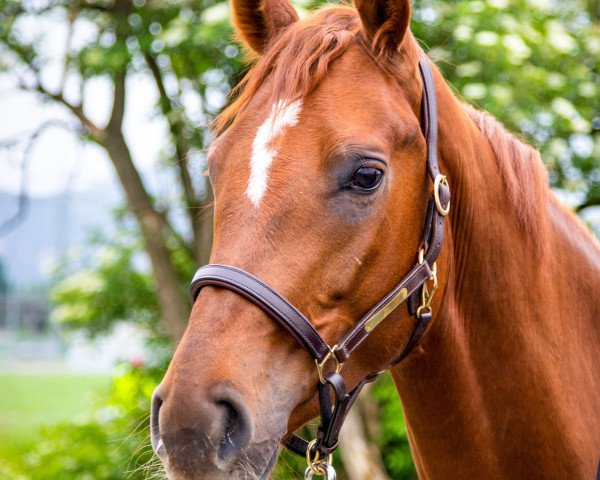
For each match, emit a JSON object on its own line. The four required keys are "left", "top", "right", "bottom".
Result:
{"left": 346, "top": 166, "right": 384, "bottom": 192}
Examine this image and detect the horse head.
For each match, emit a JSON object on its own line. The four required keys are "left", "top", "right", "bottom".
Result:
{"left": 151, "top": 1, "right": 448, "bottom": 478}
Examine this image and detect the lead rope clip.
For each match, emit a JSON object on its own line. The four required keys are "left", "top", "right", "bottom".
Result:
{"left": 304, "top": 463, "right": 336, "bottom": 479}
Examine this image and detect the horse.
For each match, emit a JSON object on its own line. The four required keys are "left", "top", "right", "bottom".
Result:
{"left": 150, "top": 0, "right": 600, "bottom": 478}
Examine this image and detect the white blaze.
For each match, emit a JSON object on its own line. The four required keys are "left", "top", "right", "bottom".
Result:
{"left": 247, "top": 99, "right": 302, "bottom": 206}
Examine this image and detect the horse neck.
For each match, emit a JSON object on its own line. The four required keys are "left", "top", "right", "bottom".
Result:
{"left": 390, "top": 66, "right": 600, "bottom": 479}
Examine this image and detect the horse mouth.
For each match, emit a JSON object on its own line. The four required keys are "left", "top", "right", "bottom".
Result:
{"left": 233, "top": 443, "right": 280, "bottom": 480}
{"left": 258, "top": 449, "right": 280, "bottom": 479}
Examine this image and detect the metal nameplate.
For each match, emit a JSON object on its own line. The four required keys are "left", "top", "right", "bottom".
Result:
{"left": 364, "top": 288, "right": 408, "bottom": 332}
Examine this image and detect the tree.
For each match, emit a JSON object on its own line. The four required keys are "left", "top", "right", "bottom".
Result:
{"left": 412, "top": 0, "right": 600, "bottom": 211}
{"left": 0, "top": 259, "right": 9, "bottom": 295}
{"left": 0, "top": 0, "right": 243, "bottom": 342}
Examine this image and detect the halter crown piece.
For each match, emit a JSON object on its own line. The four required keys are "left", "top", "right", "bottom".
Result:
{"left": 189, "top": 55, "right": 450, "bottom": 479}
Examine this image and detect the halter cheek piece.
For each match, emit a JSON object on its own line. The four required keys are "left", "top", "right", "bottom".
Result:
{"left": 189, "top": 55, "right": 449, "bottom": 478}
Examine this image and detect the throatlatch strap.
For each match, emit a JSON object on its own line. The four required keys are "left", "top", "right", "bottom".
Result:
{"left": 419, "top": 56, "right": 439, "bottom": 182}
{"left": 392, "top": 312, "right": 432, "bottom": 365}
{"left": 418, "top": 55, "right": 448, "bottom": 266}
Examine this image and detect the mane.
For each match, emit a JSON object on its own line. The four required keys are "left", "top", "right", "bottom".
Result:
{"left": 214, "top": 6, "right": 363, "bottom": 134}
{"left": 463, "top": 105, "right": 550, "bottom": 242}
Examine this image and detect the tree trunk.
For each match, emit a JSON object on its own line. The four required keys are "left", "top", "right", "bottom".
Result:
{"left": 103, "top": 129, "right": 189, "bottom": 342}
{"left": 144, "top": 51, "right": 214, "bottom": 266}
{"left": 338, "top": 392, "right": 389, "bottom": 480}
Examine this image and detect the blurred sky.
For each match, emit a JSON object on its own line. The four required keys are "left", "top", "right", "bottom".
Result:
{"left": 0, "top": 14, "right": 181, "bottom": 288}
{"left": 0, "top": 12, "right": 171, "bottom": 201}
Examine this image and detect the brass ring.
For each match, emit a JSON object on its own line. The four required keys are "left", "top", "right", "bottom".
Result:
{"left": 434, "top": 174, "right": 450, "bottom": 216}
{"left": 315, "top": 345, "right": 343, "bottom": 384}
{"left": 306, "top": 440, "right": 322, "bottom": 475}
{"left": 306, "top": 440, "right": 332, "bottom": 476}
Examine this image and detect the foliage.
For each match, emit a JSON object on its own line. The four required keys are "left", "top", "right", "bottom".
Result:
{"left": 0, "top": 0, "right": 245, "bottom": 338}
{"left": 411, "top": 0, "right": 600, "bottom": 209}
{"left": 2, "top": 359, "right": 169, "bottom": 480}
{"left": 372, "top": 375, "right": 417, "bottom": 480}
{"left": 50, "top": 219, "right": 162, "bottom": 337}
{"left": 0, "top": 0, "right": 243, "bottom": 185}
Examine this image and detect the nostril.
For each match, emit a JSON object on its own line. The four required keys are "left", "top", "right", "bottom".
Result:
{"left": 150, "top": 389, "right": 164, "bottom": 454}
{"left": 215, "top": 397, "right": 251, "bottom": 462}
{"left": 151, "top": 383, "right": 252, "bottom": 471}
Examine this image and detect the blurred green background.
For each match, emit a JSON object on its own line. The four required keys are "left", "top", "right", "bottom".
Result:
{"left": 0, "top": 0, "right": 598, "bottom": 479}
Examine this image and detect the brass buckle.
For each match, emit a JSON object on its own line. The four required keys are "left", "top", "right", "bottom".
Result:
{"left": 434, "top": 174, "right": 450, "bottom": 216}
{"left": 417, "top": 249, "right": 438, "bottom": 318}
{"left": 306, "top": 439, "right": 333, "bottom": 476}
{"left": 315, "top": 345, "right": 343, "bottom": 385}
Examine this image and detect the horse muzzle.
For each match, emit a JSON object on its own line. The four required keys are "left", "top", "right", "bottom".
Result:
{"left": 150, "top": 382, "right": 277, "bottom": 479}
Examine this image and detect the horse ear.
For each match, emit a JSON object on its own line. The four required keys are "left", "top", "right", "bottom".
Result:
{"left": 354, "top": 0, "right": 411, "bottom": 57}
{"left": 231, "top": 0, "right": 299, "bottom": 55}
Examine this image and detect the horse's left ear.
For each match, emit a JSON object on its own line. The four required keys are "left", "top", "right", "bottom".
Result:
{"left": 231, "top": 0, "right": 299, "bottom": 55}
{"left": 354, "top": 0, "right": 411, "bottom": 57}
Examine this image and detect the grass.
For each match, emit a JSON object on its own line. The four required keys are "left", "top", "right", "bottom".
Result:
{"left": 0, "top": 374, "right": 110, "bottom": 461}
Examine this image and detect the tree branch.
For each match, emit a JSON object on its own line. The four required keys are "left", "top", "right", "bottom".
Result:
{"left": 338, "top": 391, "right": 390, "bottom": 480}
{"left": 575, "top": 194, "right": 600, "bottom": 212}
{"left": 103, "top": 66, "right": 196, "bottom": 260}
{"left": 20, "top": 80, "right": 105, "bottom": 141}
{"left": 145, "top": 52, "right": 213, "bottom": 263}
{"left": 59, "top": 7, "right": 77, "bottom": 94}
{"left": 107, "top": 70, "right": 126, "bottom": 133}
{"left": 0, "top": 120, "right": 77, "bottom": 237}
{"left": 76, "top": 0, "right": 115, "bottom": 12}
{"left": 145, "top": 53, "right": 197, "bottom": 200}
{"left": 145, "top": 52, "right": 169, "bottom": 104}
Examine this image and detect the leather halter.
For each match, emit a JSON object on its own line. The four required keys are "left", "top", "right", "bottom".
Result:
{"left": 189, "top": 55, "right": 450, "bottom": 474}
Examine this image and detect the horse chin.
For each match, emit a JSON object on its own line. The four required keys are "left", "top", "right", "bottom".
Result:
{"left": 258, "top": 446, "right": 281, "bottom": 479}
{"left": 225, "top": 441, "right": 281, "bottom": 480}
{"left": 158, "top": 440, "right": 281, "bottom": 480}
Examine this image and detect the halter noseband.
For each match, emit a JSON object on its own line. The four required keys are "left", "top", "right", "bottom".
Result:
{"left": 189, "top": 55, "right": 449, "bottom": 478}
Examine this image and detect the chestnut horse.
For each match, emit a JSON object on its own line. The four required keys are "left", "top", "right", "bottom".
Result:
{"left": 151, "top": 0, "right": 600, "bottom": 478}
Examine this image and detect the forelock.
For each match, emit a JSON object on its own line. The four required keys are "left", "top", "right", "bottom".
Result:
{"left": 214, "top": 6, "right": 364, "bottom": 134}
